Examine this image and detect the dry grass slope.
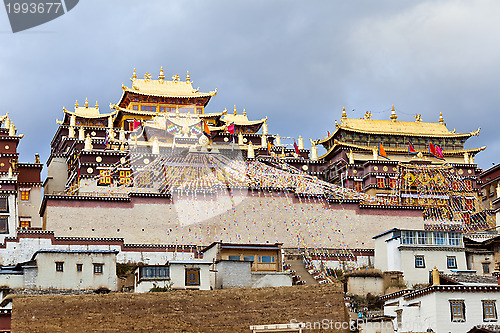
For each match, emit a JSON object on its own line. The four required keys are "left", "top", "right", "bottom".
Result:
{"left": 12, "top": 284, "right": 348, "bottom": 333}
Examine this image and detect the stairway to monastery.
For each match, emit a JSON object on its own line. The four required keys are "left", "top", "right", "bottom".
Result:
{"left": 287, "top": 259, "right": 319, "bottom": 285}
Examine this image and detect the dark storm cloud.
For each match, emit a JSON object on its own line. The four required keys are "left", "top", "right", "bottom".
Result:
{"left": 0, "top": 0, "right": 498, "bottom": 172}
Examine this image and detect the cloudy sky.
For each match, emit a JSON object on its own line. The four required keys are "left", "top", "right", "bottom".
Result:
{"left": 0, "top": 0, "right": 499, "bottom": 172}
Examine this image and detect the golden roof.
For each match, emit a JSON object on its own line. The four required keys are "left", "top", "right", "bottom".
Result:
{"left": 63, "top": 99, "right": 117, "bottom": 119}
{"left": 221, "top": 107, "right": 267, "bottom": 126}
{"left": 122, "top": 69, "right": 217, "bottom": 99}
{"left": 319, "top": 139, "right": 486, "bottom": 160}
{"left": 318, "top": 117, "right": 477, "bottom": 144}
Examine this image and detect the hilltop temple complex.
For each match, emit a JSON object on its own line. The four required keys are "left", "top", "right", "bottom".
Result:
{"left": 35, "top": 68, "right": 495, "bottom": 248}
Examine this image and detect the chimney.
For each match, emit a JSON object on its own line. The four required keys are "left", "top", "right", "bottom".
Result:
{"left": 432, "top": 266, "right": 440, "bottom": 286}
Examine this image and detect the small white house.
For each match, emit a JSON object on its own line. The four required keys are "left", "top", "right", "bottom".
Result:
{"left": 29, "top": 249, "right": 118, "bottom": 290}
{"left": 382, "top": 270, "right": 500, "bottom": 333}
{"left": 374, "top": 228, "right": 467, "bottom": 286}
{"left": 134, "top": 259, "right": 211, "bottom": 293}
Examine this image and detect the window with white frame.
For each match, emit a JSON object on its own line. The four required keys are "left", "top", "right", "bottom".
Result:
{"left": 450, "top": 300, "right": 466, "bottom": 322}
{"left": 483, "top": 300, "right": 497, "bottom": 322}
{"left": 447, "top": 256, "right": 457, "bottom": 269}
{"left": 415, "top": 255, "right": 425, "bottom": 268}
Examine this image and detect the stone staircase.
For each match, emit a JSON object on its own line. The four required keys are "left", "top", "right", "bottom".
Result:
{"left": 287, "top": 259, "right": 318, "bottom": 285}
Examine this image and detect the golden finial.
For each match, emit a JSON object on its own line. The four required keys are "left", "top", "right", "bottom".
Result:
{"left": 439, "top": 111, "right": 444, "bottom": 124}
{"left": 75, "top": 100, "right": 79, "bottom": 108}
{"left": 95, "top": 101, "right": 99, "bottom": 109}
{"left": 233, "top": 105, "right": 237, "bottom": 115}
{"left": 144, "top": 72, "right": 152, "bottom": 80}
{"left": 243, "top": 109, "right": 247, "bottom": 116}
{"left": 132, "top": 68, "right": 137, "bottom": 79}
{"left": 390, "top": 104, "right": 398, "bottom": 121}
{"left": 158, "top": 66, "right": 165, "bottom": 80}
{"left": 341, "top": 106, "right": 347, "bottom": 118}
{"left": 35, "top": 153, "right": 40, "bottom": 164}
{"left": 85, "top": 98, "right": 89, "bottom": 108}
{"left": 172, "top": 74, "right": 180, "bottom": 81}
{"left": 414, "top": 114, "right": 422, "bottom": 122}
{"left": 364, "top": 111, "right": 372, "bottom": 119}
{"left": 186, "top": 71, "right": 191, "bottom": 83}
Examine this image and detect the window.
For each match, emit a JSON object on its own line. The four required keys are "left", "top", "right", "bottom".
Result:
{"left": 0, "top": 217, "right": 8, "bottom": 233}
{"left": 448, "top": 233, "right": 461, "bottom": 246}
{"left": 119, "top": 170, "right": 132, "bottom": 186}
{"left": 415, "top": 255, "right": 425, "bottom": 268}
{"left": 141, "top": 105, "right": 157, "bottom": 112}
{"left": 377, "top": 177, "right": 385, "bottom": 188}
{"left": 132, "top": 105, "right": 139, "bottom": 111}
{"left": 396, "top": 310, "right": 402, "bottom": 329}
{"left": 402, "top": 231, "right": 416, "bottom": 245}
{"left": 465, "top": 198, "right": 474, "bottom": 211}
{"left": 140, "top": 266, "right": 169, "bottom": 279}
{"left": 0, "top": 198, "right": 8, "bottom": 212}
{"left": 447, "top": 256, "right": 457, "bottom": 269}
{"left": 417, "top": 231, "right": 431, "bottom": 245}
{"left": 185, "top": 268, "right": 200, "bottom": 286}
{"left": 228, "top": 255, "right": 240, "bottom": 261}
{"left": 93, "top": 263, "right": 103, "bottom": 274}
{"left": 354, "top": 181, "right": 363, "bottom": 192}
{"left": 98, "top": 169, "right": 112, "bottom": 186}
{"left": 243, "top": 256, "right": 254, "bottom": 262}
{"left": 434, "top": 232, "right": 446, "bottom": 245}
{"left": 260, "top": 256, "right": 275, "bottom": 263}
{"left": 483, "top": 263, "right": 490, "bottom": 274}
{"left": 19, "top": 217, "right": 31, "bottom": 228}
{"left": 20, "top": 189, "right": 30, "bottom": 201}
{"left": 76, "top": 264, "right": 83, "bottom": 272}
{"left": 389, "top": 178, "right": 397, "bottom": 189}
{"left": 450, "top": 300, "right": 465, "bottom": 322}
{"left": 483, "top": 300, "right": 497, "bottom": 321}
{"left": 56, "top": 262, "right": 64, "bottom": 272}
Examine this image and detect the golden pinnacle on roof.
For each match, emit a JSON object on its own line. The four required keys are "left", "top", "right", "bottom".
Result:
{"left": 75, "top": 100, "right": 79, "bottom": 108}
{"left": 439, "top": 111, "right": 444, "bottom": 124}
{"left": 84, "top": 98, "right": 89, "bottom": 108}
{"left": 172, "top": 74, "right": 180, "bottom": 82}
{"left": 186, "top": 71, "right": 191, "bottom": 83}
{"left": 158, "top": 66, "right": 165, "bottom": 80}
{"left": 243, "top": 109, "right": 247, "bottom": 116}
{"left": 233, "top": 105, "right": 237, "bottom": 115}
{"left": 390, "top": 104, "right": 398, "bottom": 121}
{"left": 95, "top": 101, "right": 99, "bottom": 109}
{"left": 144, "top": 72, "right": 152, "bottom": 80}
{"left": 364, "top": 111, "right": 372, "bottom": 120}
{"left": 414, "top": 114, "right": 422, "bottom": 122}
{"left": 341, "top": 106, "right": 347, "bottom": 118}
{"left": 132, "top": 68, "right": 137, "bottom": 79}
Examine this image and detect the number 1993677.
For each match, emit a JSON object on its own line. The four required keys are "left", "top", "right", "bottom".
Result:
{"left": 5, "top": 2, "right": 62, "bottom": 14}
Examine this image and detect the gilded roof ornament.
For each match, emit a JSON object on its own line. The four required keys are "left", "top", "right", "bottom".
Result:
{"left": 158, "top": 66, "right": 165, "bottom": 80}
{"left": 95, "top": 101, "right": 99, "bottom": 109}
{"left": 470, "top": 128, "right": 481, "bottom": 136}
{"left": 172, "top": 74, "right": 180, "bottom": 82}
{"left": 233, "top": 105, "right": 237, "bottom": 115}
{"left": 364, "top": 111, "right": 372, "bottom": 120}
{"left": 85, "top": 98, "right": 89, "bottom": 108}
{"left": 144, "top": 72, "right": 152, "bottom": 80}
{"left": 439, "top": 112, "right": 444, "bottom": 124}
{"left": 341, "top": 106, "right": 347, "bottom": 119}
{"left": 414, "top": 114, "right": 422, "bottom": 122}
{"left": 132, "top": 68, "right": 137, "bottom": 79}
{"left": 243, "top": 109, "right": 247, "bottom": 116}
{"left": 390, "top": 104, "right": 397, "bottom": 121}
{"left": 186, "top": 71, "right": 191, "bottom": 83}
{"left": 75, "top": 100, "right": 79, "bottom": 108}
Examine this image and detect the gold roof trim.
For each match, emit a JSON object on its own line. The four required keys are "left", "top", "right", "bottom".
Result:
{"left": 221, "top": 113, "right": 267, "bottom": 126}
{"left": 123, "top": 74, "right": 216, "bottom": 98}
{"left": 63, "top": 105, "right": 117, "bottom": 119}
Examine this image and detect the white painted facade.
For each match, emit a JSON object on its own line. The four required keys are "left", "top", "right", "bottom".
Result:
{"left": 33, "top": 250, "right": 118, "bottom": 290}
{"left": 384, "top": 285, "right": 500, "bottom": 333}
{"left": 374, "top": 229, "right": 467, "bottom": 287}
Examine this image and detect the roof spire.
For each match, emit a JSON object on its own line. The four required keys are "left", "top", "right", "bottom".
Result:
{"left": 85, "top": 98, "right": 89, "bottom": 108}
{"left": 158, "top": 66, "right": 165, "bottom": 80}
{"left": 243, "top": 109, "right": 246, "bottom": 116}
{"left": 233, "top": 105, "right": 237, "bottom": 115}
{"left": 95, "top": 101, "right": 99, "bottom": 109}
{"left": 439, "top": 111, "right": 444, "bottom": 124}
{"left": 186, "top": 71, "right": 191, "bottom": 83}
{"left": 75, "top": 100, "right": 79, "bottom": 108}
{"left": 132, "top": 68, "right": 137, "bottom": 79}
{"left": 390, "top": 104, "right": 398, "bottom": 121}
{"left": 341, "top": 106, "right": 347, "bottom": 118}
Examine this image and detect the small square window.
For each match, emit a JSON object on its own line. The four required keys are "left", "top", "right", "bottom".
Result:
{"left": 483, "top": 263, "right": 491, "bottom": 274}
{"left": 93, "top": 263, "right": 103, "bottom": 274}
{"left": 20, "top": 190, "right": 30, "bottom": 201}
{"left": 56, "top": 262, "right": 64, "bottom": 272}
{"left": 0, "top": 198, "right": 8, "bottom": 213}
{"left": 415, "top": 255, "right": 425, "bottom": 268}
{"left": 185, "top": 268, "right": 200, "bottom": 286}
{"left": 447, "top": 256, "right": 457, "bottom": 269}
{"left": 76, "top": 264, "right": 83, "bottom": 272}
